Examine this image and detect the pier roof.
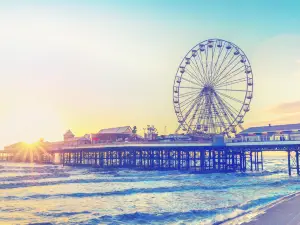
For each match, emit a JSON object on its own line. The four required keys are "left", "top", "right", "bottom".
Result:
{"left": 98, "top": 126, "right": 132, "bottom": 134}
{"left": 239, "top": 123, "right": 300, "bottom": 135}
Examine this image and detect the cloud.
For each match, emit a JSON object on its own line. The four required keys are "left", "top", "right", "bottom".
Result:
{"left": 245, "top": 112, "right": 300, "bottom": 128}
{"left": 243, "top": 101, "right": 300, "bottom": 128}
{"left": 297, "top": 59, "right": 300, "bottom": 64}
{"left": 268, "top": 101, "right": 300, "bottom": 114}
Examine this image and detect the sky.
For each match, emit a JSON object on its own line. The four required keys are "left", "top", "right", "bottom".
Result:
{"left": 0, "top": 0, "right": 300, "bottom": 148}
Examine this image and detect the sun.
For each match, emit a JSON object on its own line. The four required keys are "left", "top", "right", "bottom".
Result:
{"left": 13, "top": 141, "right": 50, "bottom": 163}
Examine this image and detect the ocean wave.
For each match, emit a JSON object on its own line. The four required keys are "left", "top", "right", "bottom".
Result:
{"left": 234, "top": 169, "right": 287, "bottom": 177}
{"left": 0, "top": 167, "right": 67, "bottom": 174}
{"left": 0, "top": 178, "right": 171, "bottom": 190}
{"left": 0, "top": 173, "right": 70, "bottom": 182}
{"left": 238, "top": 194, "right": 285, "bottom": 210}
{"left": 62, "top": 207, "right": 239, "bottom": 225}
{"left": 35, "top": 211, "right": 90, "bottom": 217}
{"left": 3, "top": 180, "right": 298, "bottom": 201}
{"left": 3, "top": 174, "right": 299, "bottom": 191}
{"left": 68, "top": 194, "right": 288, "bottom": 225}
{"left": 1, "top": 185, "right": 227, "bottom": 200}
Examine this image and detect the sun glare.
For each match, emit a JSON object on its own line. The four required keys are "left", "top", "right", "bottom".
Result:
{"left": 13, "top": 140, "right": 50, "bottom": 163}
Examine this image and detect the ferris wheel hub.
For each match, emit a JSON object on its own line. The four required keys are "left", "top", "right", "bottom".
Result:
{"left": 203, "top": 85, "right": 214, "bottom": 93}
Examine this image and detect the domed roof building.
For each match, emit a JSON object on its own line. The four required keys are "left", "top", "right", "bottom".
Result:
{"left": 64, "top": 129, "right": 75, "bottom": 141}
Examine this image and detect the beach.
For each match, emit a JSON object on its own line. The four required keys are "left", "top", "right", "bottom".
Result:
{"left": 241, "top": 193, "right": 300, "bottom": 225}
{"left": 222, "top": 192, "right": 300, "bottom": 225}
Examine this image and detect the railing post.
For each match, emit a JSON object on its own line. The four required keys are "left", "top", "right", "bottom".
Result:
{"left": 261, "top": 151, "right": 264, "bottom": 171}
{"left": 200, "top": 150, "right": 205, "bottom": 172}
{"left": 186, "top": 150, "right": 190, "bottom": 170}
{"left": 177, "top": 149, "right": 181, "bottom": 170}
{"left": 212, "top": 150, "right": 216, "bottom": 170}
{"left": 296, "top": 151, "right": 300, "bottom": 176}
{"left": 288, "top": 151, "right": 292, "bottom": 176}
{"left": 218, "top": 149, "right": 221, "bottom": 171}
{"left": 62, "top": 153, "right": 65, "bottom": 166}
{"left": 250, "top": 151, "right": 253, "bottom": 171}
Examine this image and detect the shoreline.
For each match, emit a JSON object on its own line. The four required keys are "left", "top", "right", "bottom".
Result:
{"left": 218, "top": 191, "right": 300, "bottom": 225}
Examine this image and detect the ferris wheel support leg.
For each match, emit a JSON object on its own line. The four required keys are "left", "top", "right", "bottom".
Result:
{"left": 175, "top": 125, "right": 182, "bottom": 134}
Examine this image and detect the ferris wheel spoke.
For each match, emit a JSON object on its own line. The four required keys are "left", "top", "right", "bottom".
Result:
{"left": 186, "top": 95, "right": 205, "bottom": 132}
{"left": 212, "top": 98, "right": 223, "bottom": 132}
{"left": 203, "top": 95, "right": 210, "bottom": 132}
{"left": 208, "top": 41, "right": 217, "bottom": 85}
{"left": 214, "top": 48, "right": 233, "bottom": 80}
{"left": 208, "top": 94, "right": 217, "bottom": 133}
{"left": 184, "top": 68, "right": 204, "bottom": 86}
{"left": 190, "top": 57, "right": 207, "bottom": 85}
{"left": 195, "top": 97, "right": 208, "bottom": 128}
{"left": 216, "top": 92, "right": 240, "bottom": 118}
{"left": 180, "top": 95, "right": 203, "bottom": 125}
{"left": 180, "top": 93, "right": 203, "bottom": 114}
{"left": 215, "top": 77, "right": 247, "bottom": 88}
{"left": 211, "top": 43, "right": 225, "bottom": 77}
{"left": 215, "top": 104, "right": 234, "bottom": 131}
{"left": 180, "top": 76, "right": 203, "bottom": 87}
{"left": 215, "top": 88, "right": 247, "bottom": 92}
{"left": 214, "top": 92, "right": 238, "bottom": 121}
{"left": 179, "top": 94, "right": 200, "bottom": 108}
{"left": 210, "top": 99, "right": 220, "bottom": 129}
{"left": 216, "top": 106, "right": 236, "bottom": 132}
{"left": 179, "top": 95, "right": 198, "bottom": 108}
{"left": 220, "top": 103, "right": 239, "bottom": 128}
{"left": 191, "top": 54, "right": 207, "bottom": 82}
{"left": 195, "top": 96, "right": 207, "bottom": 123}
{"left": 214, "top": 59, "right": 243, "bottom": 85}
{"left": 180, "top": 93, "right": 201, "bottom": 109}
{"left": 179, "top": 101, "right": 199, "bottom": 125}
{"left": 197, "top": 49, "right": 210, "bottom": 85}
{"left": 204, "top": 46, "right": 209, "bottom": 80}
{"left": 196, "top": 50, "right": 206, "bottom": 76}
{"left": 218, "top": 94, "right": 240, "bottom": 115}
{"left": 180, "top": 86, "right": 201, "bottom": 90}
{"left": 204, "top": 94, "right": 214, "bottom": 133}
{"left": 211, "top": 96, "right": 228, "bottom": 133}
{"left": 208, "top": 95, "right": 215, "bottom": 133}
{"left": 215, "top": 90, "right": 244, "bottom": 104}
{"left": 216, "top": 66, "right": 245, "bottom": 86}
{"left": 212, "top": 55, "right": 240, "bottom": 85}
{"left": 188, "top": 60, "right": 206, "bottom": 85}
{"left": 195, "top": 101, "right": 207, "bottom": 130}
{"left": 179, "top": 89, "right": 200, "bottom": 98}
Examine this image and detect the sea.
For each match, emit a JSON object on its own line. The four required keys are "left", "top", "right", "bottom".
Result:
{"left": 1, "top": 155, "right": 300, "bottom": 225}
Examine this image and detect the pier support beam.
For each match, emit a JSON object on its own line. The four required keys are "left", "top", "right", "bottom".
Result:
{"left": 247, "top": 150, "right": 263, "bottom": 172}
{"left": 49, "top": 146, "right": 267, "bottom": 174}
{"left": 288, "top": 150, "right": 300, "bottom": 176}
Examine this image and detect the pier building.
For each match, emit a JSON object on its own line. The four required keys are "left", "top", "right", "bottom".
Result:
{"left": 91, "top": 126, "right": 133, "bottom": 143}
{"left": 236, "top": 123, "right": 300, "bottom": 142}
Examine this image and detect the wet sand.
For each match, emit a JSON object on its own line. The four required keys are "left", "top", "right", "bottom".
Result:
{"left": 242, "top": 193, "right": 300, "bottom": 225}
{"left": 222, "top": 192, "right": 300, "bottom": 225}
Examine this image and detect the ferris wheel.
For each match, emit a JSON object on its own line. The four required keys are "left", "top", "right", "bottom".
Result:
{"left": 173, "top": 38, "right": 253, "bottom": 135}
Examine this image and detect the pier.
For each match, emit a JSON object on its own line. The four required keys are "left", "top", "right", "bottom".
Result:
{"left": 1, "top": 141, "right": 299, "bottom": 176}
